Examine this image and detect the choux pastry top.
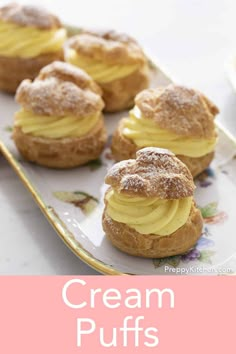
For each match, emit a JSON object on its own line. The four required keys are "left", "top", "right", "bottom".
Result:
{"left": 122, "top": 85, "right": 218, "bottom": 158}
{"left": 105, "top": 147, "right": 196, "bottom": 236}
{"left": 66, "top": 30, "right": 147, "bottom": 84}
{"left": 14, "top": 61, "right": 104, "bottom": 140}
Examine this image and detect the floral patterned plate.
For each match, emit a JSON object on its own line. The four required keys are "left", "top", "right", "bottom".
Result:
{"left": 0, "top": 61, "right": 236, "bottom": 275}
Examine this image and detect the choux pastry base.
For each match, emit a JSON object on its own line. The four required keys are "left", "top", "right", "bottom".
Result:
{"left": 177, "top": 152, "right": 214, "bottom": 178}
{"left": 13, "top": 119, "right": 106, "bottom": 169}
{"left": 0, "top": 51, "right": 64, "bottom": 93}
{"left": 103, "top": 203, "right": 203, "bottom": 258}
{"left": 101, "top": 64, "right": 149, "bottom": 113}
{"left": 111, "top": 119, "right": 214, "bottom": 178}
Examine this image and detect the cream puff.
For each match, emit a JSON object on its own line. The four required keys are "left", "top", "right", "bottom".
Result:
{"left": 13, "top": 61, "right": 107, "bottom": 168}
{"left": 103, "top": 148, "right": 203, "bottom": 258}
{"left": 112, "top": 84, "right": 219, "bottom": 177}
{"left": 65, "top": 30, "right": 150, "bottom": 112}
{"left": 0, "top": 3, "right": 67, "bottom": 93}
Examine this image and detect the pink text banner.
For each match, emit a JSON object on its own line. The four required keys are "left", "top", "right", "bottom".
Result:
{"left": 0, "top": 276, "right": 234, "bottom": 353}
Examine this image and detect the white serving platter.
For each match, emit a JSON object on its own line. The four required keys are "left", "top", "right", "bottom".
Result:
{"left": 1, "top": 61, "right": 236, "bottom": 275}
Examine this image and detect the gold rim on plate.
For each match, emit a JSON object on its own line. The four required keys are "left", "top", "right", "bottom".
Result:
{"left": 0, "top": 142, "right": 125, "bottom": 276}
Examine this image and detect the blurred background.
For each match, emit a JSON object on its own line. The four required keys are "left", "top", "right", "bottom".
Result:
{"left": 1, "top": 0, "right": 236, "bottom": 274}
{"left": 1, "top": 0, "right": 235, "bottom": 133}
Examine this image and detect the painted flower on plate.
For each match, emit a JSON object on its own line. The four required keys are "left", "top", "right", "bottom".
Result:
{"left": 53, "top": 191, "right": 99, "bottom": 215}
{"left": 199, "top": 202, "right": 228, "bottom": 224}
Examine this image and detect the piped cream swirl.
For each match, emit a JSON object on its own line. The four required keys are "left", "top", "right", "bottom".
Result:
{"left": 0, "top": 20, "right": 66, "bottom": 58}
{"left": 66, "top": 48, "right": 140, "bottom": 84}
{"left": 106, "top": 190, "right": 192, "bottom": 236}
{"left": 122, "top": 106, "right": 217, "bottom": 157}
{"left": 14, "top": 109, "right": 100, "bottom": 139}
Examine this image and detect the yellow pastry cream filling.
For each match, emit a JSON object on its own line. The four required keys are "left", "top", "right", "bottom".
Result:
{"left": 106, "top": 190, "right": 193, "bottom": 236}
{"left": 66, "top": 48, "right": 140, "bottom": 84}
{"left": 14, "top": 109, "right": 100, "bottom": 139}
{"left": 0, "top": 20, "right": 66, "bottom": 58}
{"left": 122, "top": 106, "right": 217, "bottom": 158}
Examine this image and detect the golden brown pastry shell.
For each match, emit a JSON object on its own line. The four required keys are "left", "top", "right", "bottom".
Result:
{"left": 135, "top": 85, "right": 219, "bottom": 139}
{"left": 102, "top": 203, "right": 203, "bottom": 258}
{"left": 66, "top": 30, "right": 150, "bottom": 112}
{"left": 0, "top": 51, "right": 64, "bottom": 94}
{"left": 0, "top": 3, "right": 62, "bottom": 30}
{"left": 111, "top": 119, "right": 214, "bottom": 178}
{"left": 16, "top": 61, "right": 104, "bottom": 118}
{"left": 68, "top": 30, "right": 147, "bottom": 66}
{"left": 176, "top": 153, "right": 214, "bottom": 178}
{"left": 13, "top": 118, "right": 107, "bottom": 169}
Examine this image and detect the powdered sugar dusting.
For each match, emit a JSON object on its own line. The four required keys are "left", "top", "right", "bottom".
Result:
{"left": 0, "top": 3, "right": 61, "bottom": 29}
{"left": 70, "top": 30, "right": 146, "bottom": 66}
{"left": 135, "top": 84, "right": 218, "bottom": 138}
{"left": 105, "top": 147, "right": 195, "bottom": 199}
{"left": 121, "top": 174, "right": 146, "bottom": 192}
{"left": 16, "top": 62, "right": 104, "bottom": 117}
{"left": 39, "top": 61, "right": 102, "bottom": 96}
